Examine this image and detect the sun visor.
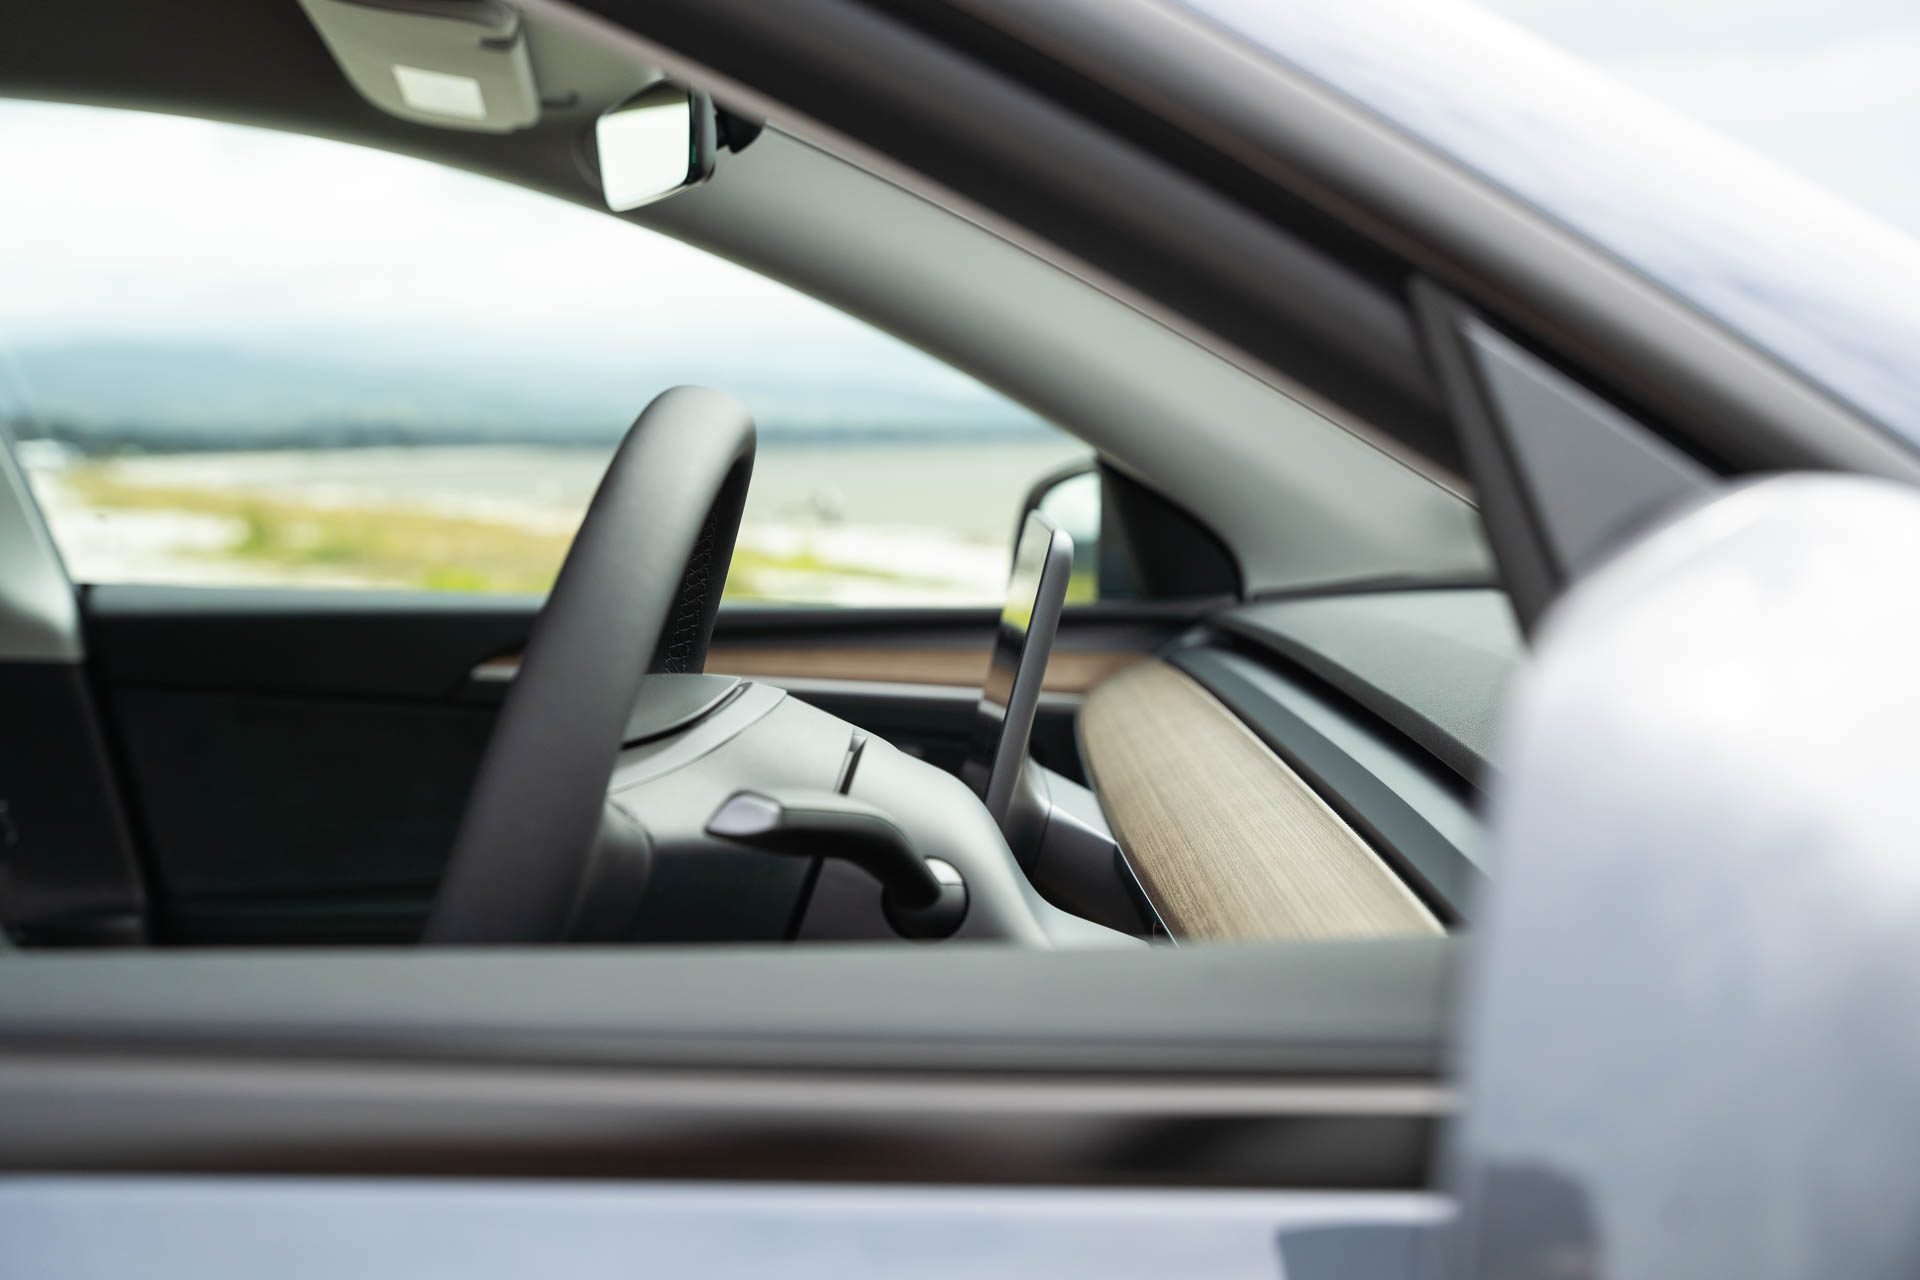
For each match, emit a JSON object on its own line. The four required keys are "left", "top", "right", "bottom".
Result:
{"left": 297, "top": 0, "right": 541, "bottom": 133}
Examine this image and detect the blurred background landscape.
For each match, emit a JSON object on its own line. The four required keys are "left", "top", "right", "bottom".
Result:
{"left": 0, "top": 101, "right": 1089, "bottom": 605}
{"left": 8, "top": 335, "right": 1087, "bottom": 603}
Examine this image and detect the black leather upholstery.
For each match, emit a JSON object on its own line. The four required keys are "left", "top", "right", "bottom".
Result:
{"left": 423, "top": 388, "right": 754, "bottom": 943}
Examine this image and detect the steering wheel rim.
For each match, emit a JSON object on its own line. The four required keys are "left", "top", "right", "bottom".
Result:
{"left": 423, "top": 387, "right": 755, "bottom": 943}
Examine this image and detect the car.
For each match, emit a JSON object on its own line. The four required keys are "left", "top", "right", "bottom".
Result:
{"left": 3, "top": 0, "right": 1917, "bottom": 1275}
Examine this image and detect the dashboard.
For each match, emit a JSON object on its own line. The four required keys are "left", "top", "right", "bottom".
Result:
{"left": 1064, "top": 589, "right": 1515, "bottom": 941}
{"left": 1080, "top": 660, "right": 1440, "bottom": 941}
{"left": 746, "top": 585, "right": 1510, "bottom": 945}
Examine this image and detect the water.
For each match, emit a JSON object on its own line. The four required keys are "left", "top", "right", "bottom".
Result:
{"left": 26, "top": 438, "right": 1094, "bottom": 603}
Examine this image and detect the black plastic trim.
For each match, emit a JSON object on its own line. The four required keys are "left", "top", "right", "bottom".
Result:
{"left": 0, "top": 662, "right": 146, "bottom": 945}
{"left": 1412, "top": 284, "right": 1716, "bottom": 631}
{"left": 1101, "top": 461, "right": 1242, "bottom": 601}
{"left": 1207, "top": 590, "right": 1520, "bottom": 788}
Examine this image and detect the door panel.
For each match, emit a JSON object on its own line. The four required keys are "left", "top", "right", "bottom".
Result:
{"left": 114, "top": 688, "right": 493, "bottom": 944}
{"left": 0, "top": 663, "right": 145, "bottom": 946}
{"left": 0, "top": 941, "right": 1453, "bottom": 1180}
{"left": 81, "top": 588, "right": 538, "bottom": 944}
{"left": 80, "top": 587, "right": 1191, "bottom": 943}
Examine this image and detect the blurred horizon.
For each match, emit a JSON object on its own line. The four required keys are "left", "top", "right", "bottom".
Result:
{"left": 0, "top": 99, "right": 1079, "bottom": 605}
{"left": 2, "top": 332, "right": 1052, "bottom": 456}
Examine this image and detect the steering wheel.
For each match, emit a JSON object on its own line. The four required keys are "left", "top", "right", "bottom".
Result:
{"left": 423, "top": 387, "right": 755, "bottom": 943}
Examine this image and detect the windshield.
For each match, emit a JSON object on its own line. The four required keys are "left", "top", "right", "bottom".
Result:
{"left": 1180, "top": 0, "right": 1920, "bottom": 449}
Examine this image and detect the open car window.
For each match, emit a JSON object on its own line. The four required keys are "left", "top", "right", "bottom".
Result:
{"left": 0, "top": 100, "right": 1092, "bottom": 607}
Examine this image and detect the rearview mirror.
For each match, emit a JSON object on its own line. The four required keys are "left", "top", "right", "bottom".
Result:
{"left": 595, "top": 82, "right": 716, "bottom": 212}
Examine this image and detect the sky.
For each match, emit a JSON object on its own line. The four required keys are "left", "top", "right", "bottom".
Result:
{"left": 0, "top": 98, "right": 1005, "bottom": 422}
{"left": 0, "top": 0, "right": 1913, "bottom": 401}
{"left": 1473, "top": 0, "right": 1920, "bottom": 237}
{"left": 0, "top": 100, "right": 783, "bottom": 350}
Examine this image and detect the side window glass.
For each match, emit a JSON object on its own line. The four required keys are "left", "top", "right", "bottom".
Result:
{"left": 0, "top": 101, "right": 1093, "bottom": 605}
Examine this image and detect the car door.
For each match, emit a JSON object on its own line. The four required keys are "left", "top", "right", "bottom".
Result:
{"left": 10, "top": 0, "right": 1919, "bottom": 1272}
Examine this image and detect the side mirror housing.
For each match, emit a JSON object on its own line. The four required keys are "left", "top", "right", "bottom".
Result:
{"left": 1018, "top": 461, "right": 1240, "bottom": 602}
{"left": 1018, "top": 463, "right": 1106, "bottom": 603}
{"left": 1455, "top": 474, "right": 1920, "bottom": 1278}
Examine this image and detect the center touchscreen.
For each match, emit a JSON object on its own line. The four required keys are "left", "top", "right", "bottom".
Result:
{"left": 962, "top": 512, "right": 1074, "bottom": 824}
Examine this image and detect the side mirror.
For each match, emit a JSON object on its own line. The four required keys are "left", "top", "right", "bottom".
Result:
{"left": 594, "top": 82, "right": 717, "bottom": 212}
{"left": 1017, "top": 461, "right": 1240, "bottom": 602}
{"left": 1017, "top": 463, "right": 1109, "bottom": 603}
{"left": 1454, "top": 474, "right": 1920, "bottom": 1278}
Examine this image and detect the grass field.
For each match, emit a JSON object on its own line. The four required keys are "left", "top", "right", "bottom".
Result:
{"left": 58, "top": 465, "right": 952, "bottom": 600}
{"left": 33, "top": 439, "right": 1097, "bottom": 603}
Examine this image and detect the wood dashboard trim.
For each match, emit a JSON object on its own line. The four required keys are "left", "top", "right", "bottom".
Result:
{"left": 1080, "top": 661, "right": 1441, "bottom": 943}
{"left": 472, "top": 647, "right": 1143, "bottom": 695}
